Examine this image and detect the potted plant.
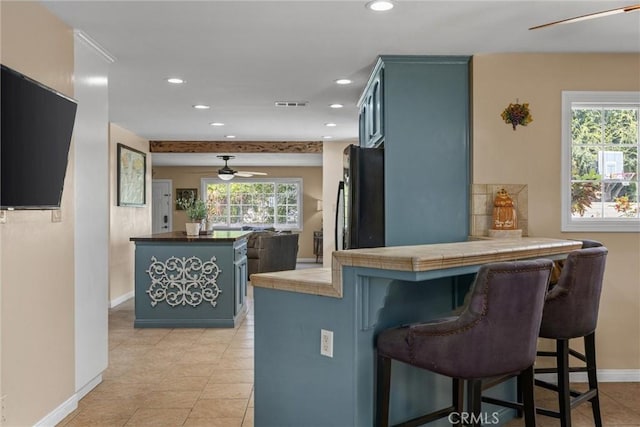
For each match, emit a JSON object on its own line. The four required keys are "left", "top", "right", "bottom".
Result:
{"left": 177, "top": 197, "right": 207, "bottom": 236}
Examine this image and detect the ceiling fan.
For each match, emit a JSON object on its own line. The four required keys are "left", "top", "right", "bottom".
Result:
{"left": 217, "top": 155, "right": 267, "bottom": 181}
{"left": 529, "top": 3, "right": 640, "bottom": 30}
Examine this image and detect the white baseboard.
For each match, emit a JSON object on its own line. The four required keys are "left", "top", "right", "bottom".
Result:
{"left": 110, "top": 290, "right": 134, "bottom": 308}
{"left": 537, "top": 369, "right": 640, "bottom": 383}
{"left": 77, "top": 374, "right": 103, "bottom": 400}
{"left": 33, "top": 394, "right": 77, "bottom": 427}
{"left": 34, "top": 374, "right": 103, "bottom": 426}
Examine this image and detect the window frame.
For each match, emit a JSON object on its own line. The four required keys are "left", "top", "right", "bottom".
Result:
{"left": 200, "top": 177, "right": 304, "bottom": 231}
{"left": 561, "top": 91, "right": 640, "bottom": 232}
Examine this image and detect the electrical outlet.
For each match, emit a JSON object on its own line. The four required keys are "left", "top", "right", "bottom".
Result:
{"left": 0, "top": 211, "right": 6, "bottom": 224}
{"left": 321, "top": 329, "right": 333, "bottom": 358}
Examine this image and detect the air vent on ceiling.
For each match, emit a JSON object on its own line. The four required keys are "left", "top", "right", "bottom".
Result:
{"left": 275, "top": 101, "right": 308, "bottom": 107}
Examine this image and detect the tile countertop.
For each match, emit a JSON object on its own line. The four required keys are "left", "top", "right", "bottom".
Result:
{"left": 249, "top": 237, "right": 583, "bottom": 299}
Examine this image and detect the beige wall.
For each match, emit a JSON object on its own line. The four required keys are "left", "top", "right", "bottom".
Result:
{"left": 109, "top": 124, "right": 152, "bottom": 303}
{"left": 0, "top": 2, "right": 76, "bottom": 424}
{"left": 473, "top": 53, "right": 640, "bottom": 369}
{"left": 153, "top": 166, "right": 322, "bottom": 259}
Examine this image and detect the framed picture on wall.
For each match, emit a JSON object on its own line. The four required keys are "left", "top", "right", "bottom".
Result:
{"left": 176, "top": 188, "right": 198, "bottom": 210}
{"left": 117, "top": 143, "right": 146, "bottom": 207}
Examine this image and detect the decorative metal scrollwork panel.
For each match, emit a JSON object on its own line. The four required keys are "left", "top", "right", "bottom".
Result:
{"left": 146, "top": 256, "right": 222, "bottom": 307}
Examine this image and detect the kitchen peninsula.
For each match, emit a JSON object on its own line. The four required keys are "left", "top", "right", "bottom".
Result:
{"left": 130, "top": 230, "right": 250, "bottom": 328}
{"left": 251, "top": 237, "right": 582, "bottom": 427}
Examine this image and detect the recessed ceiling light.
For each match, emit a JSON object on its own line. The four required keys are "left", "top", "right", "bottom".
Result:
{"left": 366, "top": 0, "right": 394, "bottom": 11}
{"left": 325, "top": 123, "right": 337, "bottom": 127}
{"left": 167, "top": 77, "right": 184, "bottom": 84}
{"left": 210, "top": 122, "right": 225, "bottom": 126}
{"left": 193, "top": 104, "right": 210, "bottom": 109}
{"left": 225, "top": 135, "right": 236, "bottom": 139}
{"left": 329, "top": 103, "right": 344, "bottom": 109}
{"left": 323, "top": 136, "right": 333, "bottom": 139}
{"left": 335, "top": 79, "right": 352, "bottom": 85}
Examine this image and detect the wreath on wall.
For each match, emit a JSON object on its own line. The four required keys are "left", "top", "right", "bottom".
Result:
{"left": 501, "top": 101, "right": 533, "bottom": 130}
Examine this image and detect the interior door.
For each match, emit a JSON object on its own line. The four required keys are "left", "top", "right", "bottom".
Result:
{"left": 152, "top": 180, "right": 172, "bottom": 233}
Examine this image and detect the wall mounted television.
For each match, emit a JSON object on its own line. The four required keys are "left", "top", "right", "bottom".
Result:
{"left": 1, "top": 64, "right": 78, "bottom": 210}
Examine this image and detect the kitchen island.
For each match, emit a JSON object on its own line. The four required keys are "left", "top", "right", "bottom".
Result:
{"left": 130, "top": 230, "right": 250, "bottom": 328}
{"left": 251, "top": 237, "right": 582, "bottom": 427}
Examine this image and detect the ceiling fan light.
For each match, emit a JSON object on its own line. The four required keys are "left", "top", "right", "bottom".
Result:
{"left": 217, "top": 155, "right": 236, "bottom": 180}
{"left": 366, "top": 0, "right": 394, "bottom": 12}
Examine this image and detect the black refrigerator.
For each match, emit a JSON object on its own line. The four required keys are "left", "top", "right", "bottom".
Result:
{"left": 335, "top": 144, "right": 384, "bottom": 250}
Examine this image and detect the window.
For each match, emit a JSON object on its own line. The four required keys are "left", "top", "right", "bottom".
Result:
{"left": 561, "top": 91, "right": 640, "bottom": 232}
{"left": 201, "top": 178, "right": 303, "bottom": 230}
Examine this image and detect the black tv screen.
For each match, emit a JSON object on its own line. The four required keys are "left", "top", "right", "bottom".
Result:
{"left": 1, "top": 64, "right": 77, "bottom": 209}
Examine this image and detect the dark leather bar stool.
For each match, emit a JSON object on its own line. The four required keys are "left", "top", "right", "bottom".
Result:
{"left": 376, "top": 259, "right": 553, "bottom": 427}
{"left": 534, "top": 245, "right": 608, "bottom": 427}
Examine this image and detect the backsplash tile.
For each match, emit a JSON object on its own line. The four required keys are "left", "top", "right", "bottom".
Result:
{"left": 470, "top": 184, "right": 528, "bottom": 237}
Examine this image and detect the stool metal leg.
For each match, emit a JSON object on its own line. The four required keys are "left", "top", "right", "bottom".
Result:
{"left": 557, "top": 339, "right": 572, "bottom": 427}
{"left": 376, "top": 353, "right": 391, "bottom": 427}
{"left": 585, "top": 333, "right": 603, "bottom": 427}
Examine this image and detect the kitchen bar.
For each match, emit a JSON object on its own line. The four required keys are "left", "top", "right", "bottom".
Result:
{"left": 250, "top": 237, "right": 582, "bottom": 426}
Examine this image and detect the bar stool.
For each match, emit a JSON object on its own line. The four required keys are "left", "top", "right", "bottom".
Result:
{"left": 535, "top": 245, "right": 608, "bottom": 427}
{"left": 376, "top": 259, "right": 553, "bottom": 427}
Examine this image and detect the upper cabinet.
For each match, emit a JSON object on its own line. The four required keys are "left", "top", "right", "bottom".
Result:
{"left": 359, "top": 55, "right": 471, "bottom": 246}
{"left": 358, "top": 66, "right": 384, "bottom": 148}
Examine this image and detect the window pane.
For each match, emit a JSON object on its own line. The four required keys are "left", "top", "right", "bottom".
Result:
{"left": 571, "top": 146, "right": 600, "bottom": 179}
{"left": 285, "top": 206, "right": 298, "bottom": 224}
{"left": 230, "top": 193, "right": 241, "bottom": 205}
{"left": 604, "top": 108, "right": 639, "bottom": 145}
{"left": 572, "top": 108, "right": 602, "bottom": 145}
{"left": 206, "top": 183, "right": 228, "bottom": 224}
{"left": 571, "top": 181, "right": 601, "bottom": 218}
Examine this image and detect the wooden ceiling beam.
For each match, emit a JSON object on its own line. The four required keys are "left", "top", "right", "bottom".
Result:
{"left": 149, "top": 141, "right": 323, "bottom": 154}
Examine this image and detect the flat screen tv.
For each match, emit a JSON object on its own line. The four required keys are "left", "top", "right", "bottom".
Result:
{"left": 1, "top": 64, "right": 77, "bottom": 210}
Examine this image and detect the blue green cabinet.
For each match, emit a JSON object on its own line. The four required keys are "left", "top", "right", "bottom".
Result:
{"left": 359, "top": 66, "right": 384, "bottom": 148}
{"left": 130, "top": 231, "right": 250, "bottom": 328}
{"left": 234, "top": 242, "right": 248, "bottom": 316}
{"left": 358, "top": 55, "right": 471, "bottom": 246}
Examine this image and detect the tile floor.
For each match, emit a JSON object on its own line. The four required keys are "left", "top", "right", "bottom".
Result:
{"left": 503, "top": 382, "right": 640, "bottom": 426}
{"left": 58, "top": 290, "right": 256, "bottom": 427}
{"left": 59, "top": 281, "right": 639, "bottom": 427}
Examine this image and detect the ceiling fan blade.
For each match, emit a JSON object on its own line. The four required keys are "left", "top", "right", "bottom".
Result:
{"left": 234, "top": 171, "right": 268, "bottom": 177}
{"left": 529, "top": 3, "right": 640, "bottom": 30}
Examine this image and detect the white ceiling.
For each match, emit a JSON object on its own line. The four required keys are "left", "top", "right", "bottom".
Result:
{"left": 42, "top": 0, "right": 640, "bottom": 167}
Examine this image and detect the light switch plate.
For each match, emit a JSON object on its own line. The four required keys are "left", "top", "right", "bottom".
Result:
{"left": 51, "top": 209, "right": 62, "bottom": 223}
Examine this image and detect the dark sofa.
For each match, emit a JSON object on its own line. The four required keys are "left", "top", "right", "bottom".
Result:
{"left": 247, "top": 231, "right": 299, "bottom": 279}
